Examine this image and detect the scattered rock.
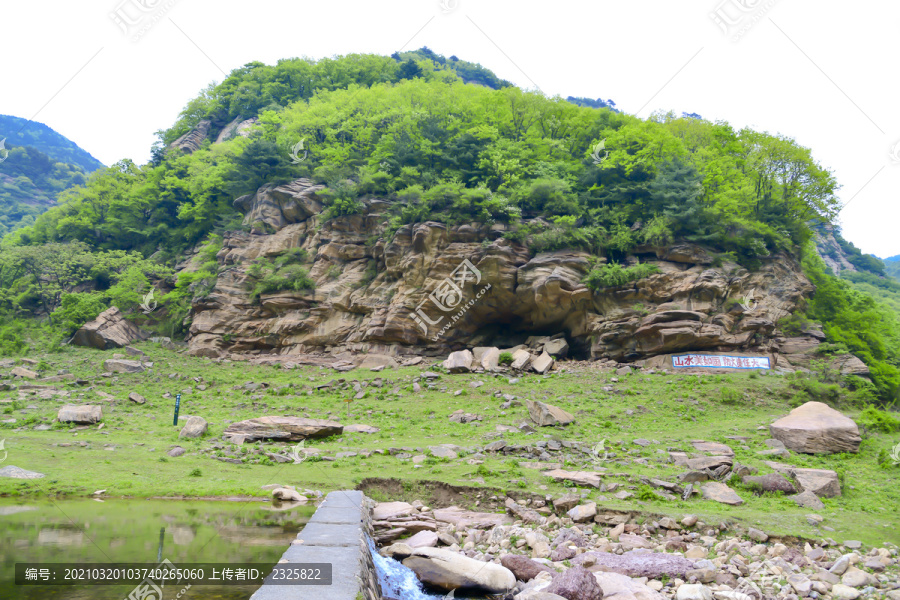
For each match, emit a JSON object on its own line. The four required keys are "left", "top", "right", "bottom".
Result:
{"left": 344, "top": 424, "right": 380, "bottom": 434}
{"left": 179, "top": 416, "right": 208, "bottom": 439}
{"left": 356, "top": 354, "right": 399, "bottom": 370}
{"left": 542, "top": 469, "right": 603, "bottom": 488}
{"left": 791, "top": 490, "right": 825, "bottom": 510}
{"left": 511, "top": 349, "right": 533, "bottom": 370}
{"left": 545, "top": 565, "right": 604, "bottom": 600}
{"left": 11, "top": 367, "right": 38, "bottom": 379}
{"left": 572, "top": 551, "right": 695, "bottom": 578}
{"left": 676, "top": 584, "right": 713, "bottom": 600}
{"left": 103, "top": 359, "right": 146, "bottom": 374}
{"left": 128, "top": 392, "right": 146, "bottom": 404}
{"left": 566, "top": 502, "right": 597, "bottom": 523}
{"left": 167, "top": 446, "right": 185, "bottom": 457}
{"left": 405, "top": 530, "right": 438, "bottom": 549}
{"left": 500, "top": 554, "right": 555, "bottom": 582}
{"left": 742, "top": 473, "right": 798, "bottom": 494}
{"left": 271, "top": 487, "right": 305, "bottom": 502}
{"left": 527, "top": 400, "right": 575, "bottom": 426}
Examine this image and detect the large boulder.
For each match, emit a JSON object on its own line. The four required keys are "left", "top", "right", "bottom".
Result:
{"left": 444, "top": 350, "right": 474, "bottom": 373}
{"left": 179, "top": 416, "right": 208, "bottom": 439}
{"left": 511, "top": 349, "right": 533, "bottom": 370}
{"left": 531, "top": 351, "right": 554, "bottom": 374}
{"left": 57, "top": 404, "right": 102, "bottom": 424}
{"left": 401, "top": 547, "right": 515, "bottom": 594}
{"left": 222, "top": 416, "right": 342, "bottom": 441}
{"left": 481, "top": 347, "right": 501, "bottom": 371}
{"left": 71, "top": 307, "right": 145, "bottom": 350}
{"left": 527, "top": 400, "right": 575, "bottom": 426}
{"left": 769, "top": 401, "right": 861, "bottom": 454}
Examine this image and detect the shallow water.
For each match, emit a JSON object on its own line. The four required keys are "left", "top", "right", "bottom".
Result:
{"left": 0, "top": 498, "right": 314, "bottom": 599}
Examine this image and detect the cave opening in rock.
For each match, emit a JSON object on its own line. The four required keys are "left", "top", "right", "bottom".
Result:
{"left": 469, "top": 319, "right": 592, "bottom": 360}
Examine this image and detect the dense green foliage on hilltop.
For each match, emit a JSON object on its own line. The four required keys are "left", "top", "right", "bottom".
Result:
{"left": 0, "top": 115, "right": 104, "bottom": 172}
{"left": 0, "top": 49, "right": 897, "bottom": 404}
{"left": 0, "top": 144, "right": 89, "bottom": 236}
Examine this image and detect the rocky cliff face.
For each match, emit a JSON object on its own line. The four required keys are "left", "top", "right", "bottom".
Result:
{"left": 184, "top": 178, "right": 851, "bottom": 372}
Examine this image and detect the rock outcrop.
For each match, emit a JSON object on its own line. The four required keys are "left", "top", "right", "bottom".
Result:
{"left": 182, "top": 178, "right": 861, "bottom": 371}
{"left": 72, "top": 307, "right": 145, "bottom": 350}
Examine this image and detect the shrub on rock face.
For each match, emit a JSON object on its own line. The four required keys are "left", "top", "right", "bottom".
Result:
{"left": 583, "top": 262, "right": 660, "bottom": 291}
{"left": 498, "top": 351, "right": 513, "bottom": 366}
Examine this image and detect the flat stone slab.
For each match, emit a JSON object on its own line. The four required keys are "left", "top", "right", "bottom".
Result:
{"left": 0, "top": 466, "right": 45, "bottom": 479}
{"left": 319, "top": 490, "right": 364, "bottom": 510}
{"left": 250, "top": 545, "right": 358, "bottom": 600}
{"left": 701, "top": 482, "right": 744, "bottom": 505}
{"left": 294, "top": 522, "right": 360, "bottom": 547}
{"left": 307, "top": 506, "right": 364, "bottom": 526}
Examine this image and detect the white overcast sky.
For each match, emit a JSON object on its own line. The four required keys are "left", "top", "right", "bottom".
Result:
{"left": 2, "top": 0, "right": 898, "bottom": 257}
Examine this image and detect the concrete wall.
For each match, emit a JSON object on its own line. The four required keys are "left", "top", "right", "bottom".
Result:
{"left": 250, "top": 490, "right": 382, "bottom": 600}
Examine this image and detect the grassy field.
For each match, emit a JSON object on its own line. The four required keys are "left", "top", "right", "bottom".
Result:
{"left": 1, "top": 342, "right": 898, "bottom": 546}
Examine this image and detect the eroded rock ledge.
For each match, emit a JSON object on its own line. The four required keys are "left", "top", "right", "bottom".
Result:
{"left": 184, "top": 178, "right": 859, "bottom": 375}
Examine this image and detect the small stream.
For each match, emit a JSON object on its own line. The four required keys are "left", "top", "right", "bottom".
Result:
{"left": 368, "top": 537, "right": 449, "bottom": 600}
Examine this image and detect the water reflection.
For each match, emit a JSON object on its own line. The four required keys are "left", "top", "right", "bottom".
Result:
{"left": 0, "top": 498, "right": 314, "bottom": 600}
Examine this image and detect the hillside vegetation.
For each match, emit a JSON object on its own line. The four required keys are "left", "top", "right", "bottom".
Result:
{"left": 0, "top": 114, "right": 104, "bottom": 173}
{"left": 0, "top": 49, "right": 898, "bottom": 403}
{"left": 0, "top": 144, "right": 89, "bottom": 236}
